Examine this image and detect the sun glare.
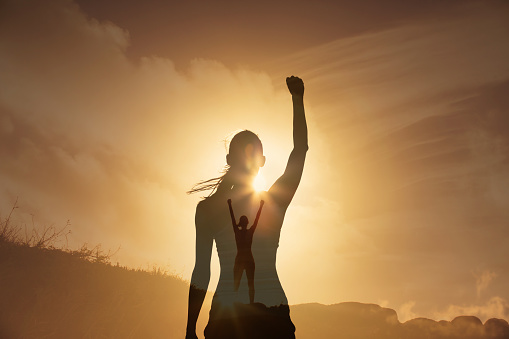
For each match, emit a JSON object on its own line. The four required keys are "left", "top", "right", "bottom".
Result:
{"left": 253, "top": 172, "right": 267, "bottom": 192}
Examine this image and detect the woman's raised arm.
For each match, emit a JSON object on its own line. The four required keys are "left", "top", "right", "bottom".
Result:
{"left": 250, "top": 200, "right": 265, "bottom": 232}
{"left": 227, "top": 199, "right": 237, "bottom": 230}
{"left": 269, "top": 76, "right": 308, "bottom": 207}
{"left": 186, "top": 202, "right": 213, "bottom": 339}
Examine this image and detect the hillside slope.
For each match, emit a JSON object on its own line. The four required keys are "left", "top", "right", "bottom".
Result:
{"left": 0, "top": 239, "right": 210, "bottom": 338}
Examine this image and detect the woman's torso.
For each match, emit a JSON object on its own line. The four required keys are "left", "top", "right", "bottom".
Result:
{"left": 234, "top": 229, "right": 255, "bottom": 255}
{"left": 201, "top": 189, "right": 289, "bottom": 307}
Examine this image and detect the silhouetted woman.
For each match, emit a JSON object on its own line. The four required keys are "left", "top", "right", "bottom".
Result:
{"left": 228, "top": 198, "right": 264, "bottom": 304}
{"left": 186, "top": 76, "right": 308, "bottom": 339}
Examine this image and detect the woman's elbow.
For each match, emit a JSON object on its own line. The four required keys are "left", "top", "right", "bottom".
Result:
{"left": 295, "top": 144, "right": 309, "bottom": 153}
{"left": 191, "top": 266, "right": 210, "bottom": 287}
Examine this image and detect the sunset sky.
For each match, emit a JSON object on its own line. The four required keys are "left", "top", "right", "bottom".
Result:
{"left": 1, "top": 0, "right": 508, "bottom": 323}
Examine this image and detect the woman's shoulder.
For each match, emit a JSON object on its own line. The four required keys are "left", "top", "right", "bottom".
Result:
{"left": 195, "top": 194, "right": 229, "bottom": 234}
{"left": 197, "top": 192, "right": 226, "bottom": 213}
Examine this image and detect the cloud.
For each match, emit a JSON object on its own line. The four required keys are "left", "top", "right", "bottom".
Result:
{"left": 0, "top": 0, "right": 292, "bottom": 271}
{"left": 474, "top": 270, "right": 498, "bottom": 298}
{"left": 75, "top": 0, "right": 492, "bottom": 70}
{"left": 272, "top": 4, "right": 509, "bottom": 218}
{"left": 398, "top": 300, "right": 418, "bottom": 322}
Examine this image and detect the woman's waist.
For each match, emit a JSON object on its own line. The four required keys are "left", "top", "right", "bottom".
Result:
{"left": 213, "top": 280, "right": 288, "bottom": 307}
{"left": 235, "top": 248, "right": 254, "bottom": 255}
{"left": 218, "top": 259, "right": 277, "bottom": 272}
{"left": 219, "top": 266, "right": 279, "bottom": 276}
{"left": 218, "top": 249, "right": 278, "bottom": 264}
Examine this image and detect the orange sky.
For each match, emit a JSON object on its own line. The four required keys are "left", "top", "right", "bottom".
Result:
{"left": 1, "top": 0, "right": 509, "bottom": 323}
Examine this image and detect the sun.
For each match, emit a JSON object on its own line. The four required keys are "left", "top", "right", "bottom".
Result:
{"left": 253, "top": 171, "right": 267, "bottom": 192}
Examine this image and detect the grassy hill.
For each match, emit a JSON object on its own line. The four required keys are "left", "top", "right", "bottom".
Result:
{"left": 0, "top": 236, "right": 206, "bottom": 338}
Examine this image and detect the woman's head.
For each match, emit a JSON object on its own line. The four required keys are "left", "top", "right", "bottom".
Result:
{"left": 239, "top": 215, "right": 249, "bottom": 229}
{"left": 226, "top": 130, "right": 265, "bottom": 180}
{"left": 187, "top": 130, "right": 265, "bottom": 196}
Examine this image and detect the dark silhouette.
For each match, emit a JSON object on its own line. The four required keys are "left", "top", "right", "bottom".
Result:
{"left": 228, "top": 198, "right": 264, "bottom": 304}
{"left": 186, "top": 76, "right": 307, "bottom": 339}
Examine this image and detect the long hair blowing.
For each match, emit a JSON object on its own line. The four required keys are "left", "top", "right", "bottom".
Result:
{"left": 186, "top": 166, "right": 230, "bottom": 196}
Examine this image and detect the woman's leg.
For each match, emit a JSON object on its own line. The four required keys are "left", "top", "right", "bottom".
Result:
{"left": 233, "top": 259, "right": 243, "bottom": 292}
{"left": 246, "top": 260, "right": 255, "bottom": 303}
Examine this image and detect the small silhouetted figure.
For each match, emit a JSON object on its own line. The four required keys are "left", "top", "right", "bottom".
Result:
{"left": 228, "top": 198, "right": 264, "bottom": 304}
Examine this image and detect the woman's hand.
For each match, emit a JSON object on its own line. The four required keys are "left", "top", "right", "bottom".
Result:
{"left": 286, "top": 76, "right": 304, "bottom": 97}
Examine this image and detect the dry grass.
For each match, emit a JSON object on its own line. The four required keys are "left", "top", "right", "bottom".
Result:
{"left": 0, "top": 200, "right": 201, "bottom": 339}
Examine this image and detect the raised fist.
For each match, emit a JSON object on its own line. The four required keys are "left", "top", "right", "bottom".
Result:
{"left": 286, "top": 76, "right": 304, "bottom": 97}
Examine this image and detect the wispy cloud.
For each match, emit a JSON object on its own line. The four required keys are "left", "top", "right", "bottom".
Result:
{"left": 0, "top": 0, "right": 290, "bottom": 270}
{"left": 474, "top": 270, "right": 498, "bottom": 298}
{"left": 399, "top": 300, "right": 418, "bottom": 322}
